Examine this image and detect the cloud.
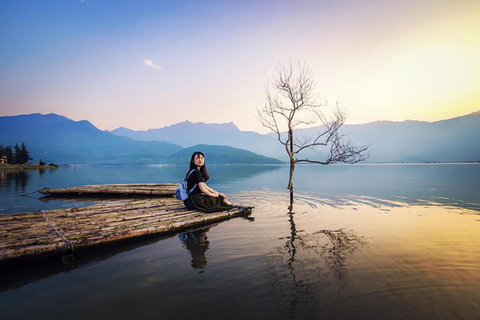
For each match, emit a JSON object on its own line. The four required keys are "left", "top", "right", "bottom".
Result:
{"left": 143, "top": 59, "right": 162, "bottom": 71}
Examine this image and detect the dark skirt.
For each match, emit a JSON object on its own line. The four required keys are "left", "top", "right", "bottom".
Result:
{"left": 184, "top": 193, "right": 233, "bottom": 213}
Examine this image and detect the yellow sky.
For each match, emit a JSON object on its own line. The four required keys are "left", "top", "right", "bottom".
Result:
{"left": 316, "top": 3, "right": 480, "bottom": 125}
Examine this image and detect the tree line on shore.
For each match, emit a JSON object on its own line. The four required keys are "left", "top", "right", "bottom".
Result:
{"left": 0, "top": 142, "right": 33, "bottom": 165}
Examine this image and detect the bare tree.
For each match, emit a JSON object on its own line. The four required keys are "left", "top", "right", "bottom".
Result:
{"left": 258, "top": 62, "right": 369, "bottom": 206}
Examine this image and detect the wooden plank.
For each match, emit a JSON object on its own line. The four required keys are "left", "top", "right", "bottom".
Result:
{"left": 0, "top": 198, "right": 252, "bottom": 264}
{"left": 38, "top": 183, "right": 178, "bottom": 196}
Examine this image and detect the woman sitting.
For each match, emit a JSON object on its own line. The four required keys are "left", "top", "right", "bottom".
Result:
{"left": 183, "top": 151, "right": 233, "bottom": 212}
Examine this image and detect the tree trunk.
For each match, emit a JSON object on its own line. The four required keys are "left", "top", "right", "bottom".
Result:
{"left": 289, "top": 187, "right": 294, "bottom": 209}
{"left": 288, "top": 159, "right": 295, "bottom": 190}
{"left": 288, "top": 127, "right": 295, "bottom": 208}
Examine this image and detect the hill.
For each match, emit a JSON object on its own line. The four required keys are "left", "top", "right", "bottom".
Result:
{"left": 166, "top": 144, "right": 283, "bottom": 165}
{"left": 109, "top": 121, "right": 281, "bottom": 158}
{"left": 0, "top": 113, "right": 182, "bottom": 164}
{"left": 0, "top": 114, "right": 281, "bottom": 165}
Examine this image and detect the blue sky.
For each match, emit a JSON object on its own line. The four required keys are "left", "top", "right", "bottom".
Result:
{"left": 1, "top": 0, "right": 479, "bottom": 132}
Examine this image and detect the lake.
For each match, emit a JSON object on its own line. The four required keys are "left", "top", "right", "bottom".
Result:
{"left": 1, "top": 164, "right": 479, "bottom": 319}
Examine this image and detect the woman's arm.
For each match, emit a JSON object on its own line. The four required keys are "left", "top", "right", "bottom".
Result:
{"left": 198, "top": 182, "right": 219, "bottom": 197}
{"left": 205, "top": 184, "right": 228, "bottom": 199}
{"left": 198, "top": 182, "right": 228, "bottom": 199}
{"left": 199, "top": 182, "right": 232, "bottom": 205}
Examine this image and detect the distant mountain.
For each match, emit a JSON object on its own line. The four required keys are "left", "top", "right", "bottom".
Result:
{"left": 287, "top": 111, "right": 480, "bottom": 163}
{"left": 111, "top": 111, "right": 480, "bottom": 163}
{"left": 0, "top": 113, "right": 182, "bottom": 164}
{"left": 166, "top": 144, "right": 283, "bottom": 165}
{"left": 0, "top": 114, "right": 281, "bottom": 165}
{"left": 109, "top": 121, "right": 281, "bottom": 158}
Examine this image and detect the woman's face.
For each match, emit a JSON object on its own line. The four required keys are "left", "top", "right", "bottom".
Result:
{"left": 193, "top": 153, "right": 205, "bottom": 168}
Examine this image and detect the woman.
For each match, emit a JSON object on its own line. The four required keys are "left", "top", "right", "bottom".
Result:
{"left": 183, "top": 151, "right": 233, "bottom": 212}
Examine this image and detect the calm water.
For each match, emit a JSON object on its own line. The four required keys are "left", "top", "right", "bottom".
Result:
{"left": 1, "top": 164, "right": 479, "bottom": 319}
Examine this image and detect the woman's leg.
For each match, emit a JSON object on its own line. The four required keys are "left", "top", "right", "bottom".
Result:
{"left": 220, "top": 195, "right": 232, "bottom": 206}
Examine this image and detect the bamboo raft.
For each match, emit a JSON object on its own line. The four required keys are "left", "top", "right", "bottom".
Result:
{"left": 0, "top": 197, "right": 251, "bottom": 265}
{"left": 39, "top": 183, "right": 178, "bottom": 197}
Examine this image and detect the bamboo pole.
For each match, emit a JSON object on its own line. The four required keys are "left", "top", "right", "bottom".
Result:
{"left": 39, "top": 183, "right": 178, "bottom": 196}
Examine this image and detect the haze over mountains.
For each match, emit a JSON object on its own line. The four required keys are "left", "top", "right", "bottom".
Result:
{"left": 1, "top": 111, "right": 479, "bottom": 165}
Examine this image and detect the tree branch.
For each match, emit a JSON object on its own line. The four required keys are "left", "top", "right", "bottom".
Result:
{"left": 257, "top": 61, "right": 370, "bottom": 193}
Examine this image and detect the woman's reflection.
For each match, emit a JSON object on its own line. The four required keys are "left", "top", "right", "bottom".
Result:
{"left": 179, "top": 228, "right": 210, "bottom": 270}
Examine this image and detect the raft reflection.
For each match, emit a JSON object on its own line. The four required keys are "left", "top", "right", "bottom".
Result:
{"left": 0, "top": 226, "right": 216, "bottom": 292}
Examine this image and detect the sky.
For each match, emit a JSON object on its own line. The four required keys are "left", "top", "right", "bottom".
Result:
{"left": 1, "top": 0, "right": 479, "bottom": 133}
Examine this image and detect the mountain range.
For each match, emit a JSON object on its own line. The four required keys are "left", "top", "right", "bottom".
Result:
{"left": 0, "top": 114, "right": 282, "bottom": 165}
{"left": 289, "top": 111, "right": 480, "bottom": 163}
{"left": 1, "top": 111, "right": 479, "bottom": 165}
{"left": 109, "top": 121, "right": 281, "bottom": 159}
{"left": 110, "top": 111, "right": 480, "bottom": 163}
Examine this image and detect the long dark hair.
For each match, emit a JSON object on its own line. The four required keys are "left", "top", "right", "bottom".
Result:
{"left": 188, "top": 151, "right": 209, "bottom": 181}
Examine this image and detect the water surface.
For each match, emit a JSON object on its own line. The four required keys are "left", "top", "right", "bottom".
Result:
{"left": 0, "top": 164, "right": 479, "bottom": 319}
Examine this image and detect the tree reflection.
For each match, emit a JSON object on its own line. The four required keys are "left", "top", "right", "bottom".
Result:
{"left": 0, "top": 170, "right": 29, "bottom": 192}
{"left": 313, "top": 229, "right": 367, "bottom": 286}
{"left": 267, "top": 206, "right": 368, "bottom": 318}
{"left": 179, "top": 228, "right": 210, "bottom": 271}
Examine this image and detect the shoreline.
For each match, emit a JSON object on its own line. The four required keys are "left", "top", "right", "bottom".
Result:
{"left": 0, "top": 164, "right": 59, "bottom": 171}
